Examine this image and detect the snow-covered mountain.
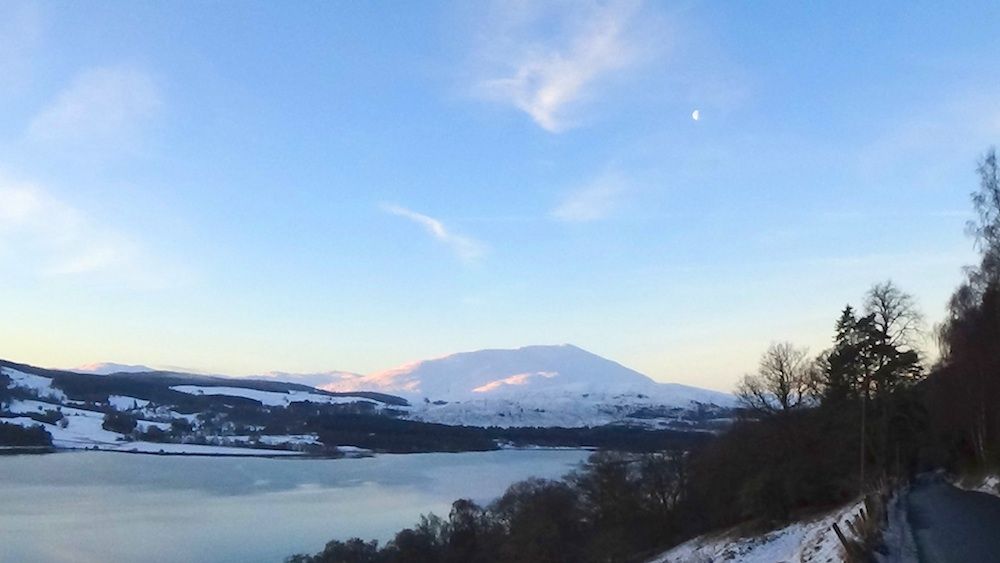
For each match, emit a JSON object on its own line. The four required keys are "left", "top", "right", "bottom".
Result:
{"left": 324, "top": 344, "right": 731, "bottom": 405}
{"left": 322, "top": 344, "right": 734, "bottom": 428}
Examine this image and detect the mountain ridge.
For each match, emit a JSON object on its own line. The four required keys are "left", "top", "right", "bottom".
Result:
{"left": 322, "top": 344, "right": 733, "bottom": 408}
{"left": 64, "top": 344, "right": 732, "bottom": 408}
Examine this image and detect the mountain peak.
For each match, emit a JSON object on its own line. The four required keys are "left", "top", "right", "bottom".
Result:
{"left": 323, "top": 344, "right": 732, "bottom": 407}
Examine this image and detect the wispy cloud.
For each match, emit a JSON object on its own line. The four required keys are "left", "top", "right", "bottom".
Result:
{"left": 0, "top": 174, "right": 183, "bottom": 287}
{"left": 27, "top": 66, "right": 161, "bottom": 147}
{"left": 382, "top": 204, "right": 485, "bottom": 261}
{"left": 477, "top": 0, "right": 645, "bottom": 132}
{"left": 551, "top": 174, "right": 627, "bottom": 222}
{"left": 854, "top": 90, "right": 1000, "bottom": 186}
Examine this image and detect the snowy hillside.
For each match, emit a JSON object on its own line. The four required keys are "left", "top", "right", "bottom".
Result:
{"left": 652, "top": 499, "right": 865, "bottom": 563}
{"left": 39, "top": 345, "right": 735, "bottom": 430}
{"left": 0, "top": 360, "right": 398, "bottom": 456}
{"left": 0, "top": 367, "right": 306, "bottom": 455}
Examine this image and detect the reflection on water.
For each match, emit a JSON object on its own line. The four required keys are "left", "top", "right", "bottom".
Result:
{"left": 0, "top": 449, "right": 589, "bottom": 563}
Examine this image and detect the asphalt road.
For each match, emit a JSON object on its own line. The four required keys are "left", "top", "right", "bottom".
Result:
{"left": 907, "top": 478, "right": 1000, "bottom": 563}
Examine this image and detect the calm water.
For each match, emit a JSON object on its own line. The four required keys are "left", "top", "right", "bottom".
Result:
{"left": 0, "top": 449, "right": 590, "bottom": 563}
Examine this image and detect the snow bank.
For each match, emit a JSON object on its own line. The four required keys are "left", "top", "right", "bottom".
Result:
{"left": 979, "top": 475, "right": 1000, "bottom": 497}
{"left": 957, "top": 474, "right": 1000, "bottom": 498}
{"left": 876, "top": 490, "right": 918, "bottom": 563}
{"left": 650, "top": 500, "right": 864, "bottom": 563}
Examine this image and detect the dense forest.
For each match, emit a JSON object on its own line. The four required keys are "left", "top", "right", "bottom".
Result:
{"left": 288, "top": 148, "right": 1000, "bottom": 563}
{"left": 310, "top": 414, "right": 710, "bottom": 454}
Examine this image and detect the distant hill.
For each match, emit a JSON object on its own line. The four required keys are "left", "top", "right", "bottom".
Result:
{"left": 40, "top": 344, "right": 734, "bottom": 429}
{"left": 72, "top": 362, "right": 157, "bottom": 375}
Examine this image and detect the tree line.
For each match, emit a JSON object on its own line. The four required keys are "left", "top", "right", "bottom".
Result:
{"left": 288, "top": 451, "right": 691, "bottom": 563}
{"left": 691, "top": 148, "right": 1000, "bottom": 530}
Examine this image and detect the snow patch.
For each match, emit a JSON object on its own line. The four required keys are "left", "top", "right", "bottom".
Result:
{"left": 108, "top": 395, "right": 151, "bottom": 411}
{"left": 979, "top": 475, "right": 1000, "bottom": 497}
{"left": 472, "top": 371, "right": 559, "bottom": 393}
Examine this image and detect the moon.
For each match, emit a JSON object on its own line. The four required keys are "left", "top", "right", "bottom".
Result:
{"left": 691, "top": 109, "right": 700, "bottom": 121}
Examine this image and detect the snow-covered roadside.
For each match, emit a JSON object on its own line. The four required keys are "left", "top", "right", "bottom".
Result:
{"left": 874, "top": 489, "right": 918, "bottom": 563}
{"left": 955, "top": 473, "right": 1000, "bottom": 498}
{"left": 650, "top": 500, "right": 864, "bottom": 563}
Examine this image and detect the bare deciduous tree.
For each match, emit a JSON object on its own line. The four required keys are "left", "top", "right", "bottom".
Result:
{"left": 736, "top": 342, "right": 816, "bottom": 415}
{"left": 968, "top": 147, "right": 1000, "bottom": 285}
{"left": 864, "top": 280, "right": 924, "bottom": 348}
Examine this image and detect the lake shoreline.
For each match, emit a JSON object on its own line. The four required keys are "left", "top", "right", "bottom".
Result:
{"left": 4, "top": 443, "right": 598, "bottom": 460}
{"left": 0, "top": 448, "right": 590, "bottom": 562}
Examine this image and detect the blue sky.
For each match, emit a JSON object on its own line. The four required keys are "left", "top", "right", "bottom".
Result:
{"left": 1, "top": 1, "right": 997, "bottom": 391}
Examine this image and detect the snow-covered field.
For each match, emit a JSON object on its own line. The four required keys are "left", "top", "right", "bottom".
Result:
{"left": 6, "top": 369, "right": 67, "bottom": 402}
{"left": 169, "top": 385, "right": 379, "bottom": 407}
{"left": 3, "top": 400, "right": 303, "bottom": 455}
{"left": 650, "top": 500, "right": 864, "bottom": 563}
{"left": 1, "top": 368, "right": 310, "bottom": 456}
{"left": 108, "top": 395, "right": 151, "bottom": 410}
